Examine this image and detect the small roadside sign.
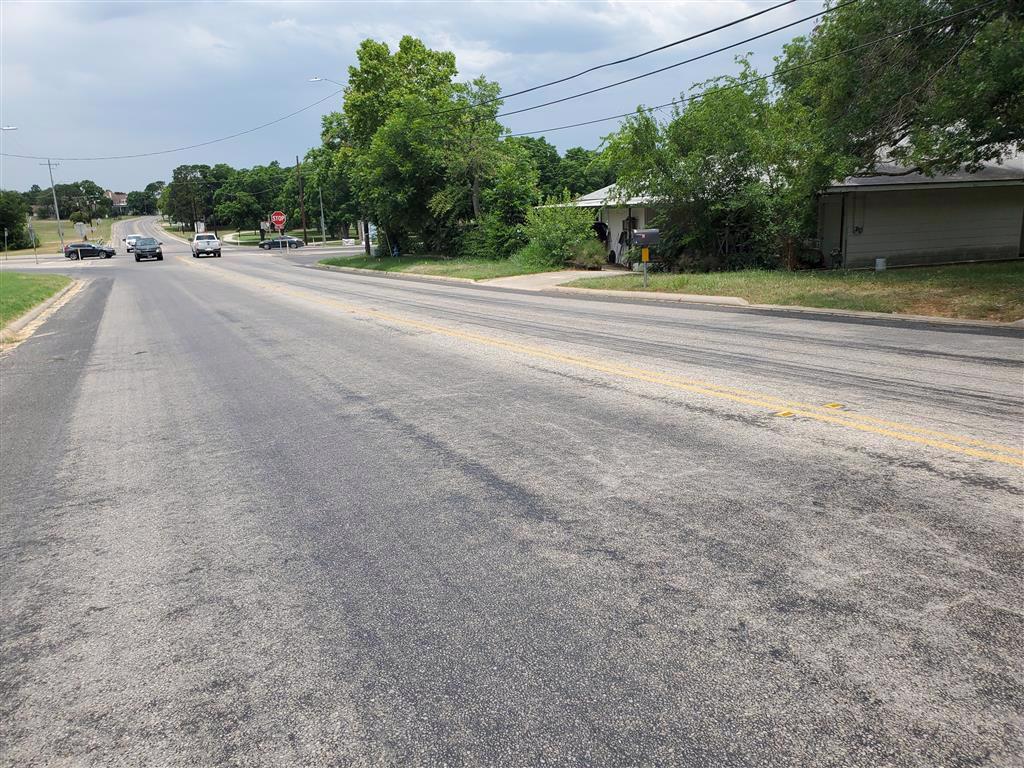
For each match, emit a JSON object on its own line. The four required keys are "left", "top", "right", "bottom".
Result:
{"left": 270, "top": 211, "right": 286, "bottom": 231}
{"left": 74, "top": 221, "right": 87, "bottom": 238}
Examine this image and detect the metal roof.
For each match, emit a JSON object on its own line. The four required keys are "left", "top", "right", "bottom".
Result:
{"left": 825, "top": 154, "right": 1024, "bottom": 193}
{"left": 570, "top": 184, "right": 654, "bottom": 207}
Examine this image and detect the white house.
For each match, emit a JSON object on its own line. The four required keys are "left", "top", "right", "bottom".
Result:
{"left": 818, "top": 155, "right": 1024, "bottom": 269}
{"left": 568, "top": 184, "right": 657, "bottom": 265}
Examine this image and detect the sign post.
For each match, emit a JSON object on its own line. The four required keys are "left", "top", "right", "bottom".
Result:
{"left": 633, "top": 229, "right": 660, "bottom": 290}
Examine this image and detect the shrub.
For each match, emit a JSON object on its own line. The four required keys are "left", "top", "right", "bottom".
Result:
{"left": 568, "top": 238, "right": 606, "bottom": 269}
{"left": 519, "top": 193, "right": 595, "bottom": 268}
{"left": 461, "top": 211, "right": 528, "bottom": 261}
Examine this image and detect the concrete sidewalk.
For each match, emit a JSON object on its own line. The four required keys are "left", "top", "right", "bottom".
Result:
{"left": 480, "top": 270, "right": 612, "bottom": 290}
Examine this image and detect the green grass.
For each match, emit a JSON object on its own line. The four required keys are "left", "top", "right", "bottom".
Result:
{"left": 0, "top": 272, "right": 72, "bottom": 327}
{"left": 563, "top": 261, "right": 1024, "bottom": 322}
{"left": 4, "top": 217, "right": 122, "bottom": 258}
{"left": 320, "top": 255, "right": 555, "bottom": 281}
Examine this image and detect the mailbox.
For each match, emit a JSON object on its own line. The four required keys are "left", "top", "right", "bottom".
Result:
{"left": 633, "top": 228, "right": 660, "bottom": 246}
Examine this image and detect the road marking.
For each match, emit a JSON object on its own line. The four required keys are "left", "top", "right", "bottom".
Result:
{"left": 174, "top": 254, "right": 1024, "bottom": 467}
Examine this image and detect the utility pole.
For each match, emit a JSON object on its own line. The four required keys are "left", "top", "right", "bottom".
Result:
{"left": 296, "top": 155, "right": 308, "bottom": 244}
{"left": 318, "top": 187, "right": 327, "bottom": 246}
{"left": 40, "top": 159, "right": 64, "bottom": 250}
{"left": 188, "top": 175, "right": 199, "bottom": 232}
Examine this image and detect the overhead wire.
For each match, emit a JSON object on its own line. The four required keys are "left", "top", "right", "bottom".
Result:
{"left": 1, "top": 90, "right": 343, "bottom": 162}
{"left": 2, "top": 1, "right": 803, "bottom": 162}
{"left": 506, "top": 0, "right": 998, "bottom": 137}
{"left": 493, "top": 0, "right": 861, "bottom": 121}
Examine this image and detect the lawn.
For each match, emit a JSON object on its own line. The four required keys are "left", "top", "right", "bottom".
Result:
{"left": 0, "top": 272, "right": 72, "bottom": 327}
{"left": 4, "top": 217, "right": 122, "bottom": 258}
{"left": 319, "top": 255, "right": 553, "bottom": 281}
{"left": 563, "top": 261, "right": 1024, "bottom": 322}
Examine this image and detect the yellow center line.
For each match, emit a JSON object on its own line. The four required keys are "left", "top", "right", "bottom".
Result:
{"left": 175, "top": 254, "right": 1024, "bottom": 468}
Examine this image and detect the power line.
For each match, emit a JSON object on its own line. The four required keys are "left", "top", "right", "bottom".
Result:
{"left": 425, "top": 0, "right": 798, "bottom": 118}
{"left": 507, "top": 0, "right": 997, "bottom": 138}
{"left": 495, "top": 0, "right": 861, "bottom": 120}
{"left": 1, "top": 90, "right": 343, "bottom": 162}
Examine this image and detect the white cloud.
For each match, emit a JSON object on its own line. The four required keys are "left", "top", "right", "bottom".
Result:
{"left": 0, "top": 0, "right": 824, "bottom": 191}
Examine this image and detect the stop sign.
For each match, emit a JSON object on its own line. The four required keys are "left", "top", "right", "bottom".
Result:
{"left": 270, "top": 210, "right": 286, "bottom": 230}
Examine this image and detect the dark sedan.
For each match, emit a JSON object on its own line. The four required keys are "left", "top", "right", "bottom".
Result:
{"left": 259, "top": 236, "right": 304, "bottom": 250}
{"left": 133, "top": 237, "right": 164, "bottom": 262}
{"left": 64, "top": 242, "right": 114, "bottom": 260}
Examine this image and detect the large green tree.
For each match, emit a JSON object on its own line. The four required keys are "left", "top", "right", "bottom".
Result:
{"left": 607, "top": 59, "right": 814, "bottom": 268}
{"left": 0, "top": 190, "right": 31, "bottom": 248}
{"left": 776, "top": 0, "right": 1023, "bottom": 177}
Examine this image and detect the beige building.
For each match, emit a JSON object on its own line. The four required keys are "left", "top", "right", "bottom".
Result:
{"left": 818, "top": 156, "right": 1024, "bottom": 269}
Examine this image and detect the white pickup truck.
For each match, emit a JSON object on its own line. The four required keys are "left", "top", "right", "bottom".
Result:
{"left": 191, "top": 232, "right": 222, "bottom": 258}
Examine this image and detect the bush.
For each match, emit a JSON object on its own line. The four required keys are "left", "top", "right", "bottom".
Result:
{"left": 461, "top": 211, "right": 528, "bottom": 261}
{"left": 519, "top": 193, "right": 595, "bottom": 268}
{"left": 568, "top": 238, "right": 606, "bottom": 269}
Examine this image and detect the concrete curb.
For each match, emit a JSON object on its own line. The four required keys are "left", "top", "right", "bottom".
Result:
{"left": 551, "top": 285, "right": 749, "bottom": 306}
{"left": 744, "top": 302, "right": 1024, "bottom": 328}
{"left": 314, "top": 263, "right": 478, "bottom": 285}
{"left": 0, "top": 278, "right": 79, "bottom": 343}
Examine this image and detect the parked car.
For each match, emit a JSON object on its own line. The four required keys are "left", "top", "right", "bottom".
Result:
{"left": 191, "top": 232, "right": 222, "bottom": 258}
{"left": 123, "top": 233, "right": 143, "bottom": 252}
{"left": 259, "top": 236, "right": 304, "bottom": 250}
{"left": 133, "top": 237, "right": 163, "bottom": 262}
{"left": 64, "top": 242, "right": 114, "bottom": 260}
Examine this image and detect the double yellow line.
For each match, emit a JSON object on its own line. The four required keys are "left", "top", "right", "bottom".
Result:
{"left": 177, "top": 255, "right": 1024, "bottom": 468}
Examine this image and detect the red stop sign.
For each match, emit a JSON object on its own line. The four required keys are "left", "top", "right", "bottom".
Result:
{"left": 270, "top": 210, "right": 286, "bottom": 230}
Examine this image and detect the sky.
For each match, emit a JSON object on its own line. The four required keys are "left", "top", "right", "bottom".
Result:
{"left": 0, "top": 0, "right": 826, "bottom": 193}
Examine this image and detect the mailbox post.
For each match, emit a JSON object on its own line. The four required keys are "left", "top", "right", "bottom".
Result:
{"left": 633, "top": 228, "right": 660, "bottom": 289}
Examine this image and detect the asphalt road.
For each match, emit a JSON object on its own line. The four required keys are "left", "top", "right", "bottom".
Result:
{"left": 2, "top": 216, "right": 1022, "bottom": 767}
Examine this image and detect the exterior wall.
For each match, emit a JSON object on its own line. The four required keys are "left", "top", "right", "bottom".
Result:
{"left": 836, "top": 185, "right": 1023, "bottom": 268}
{"left": 597, "top": 206, "right": 653, "bottom": 264}
{"left": 818, "top": 194, "right": 843, "bottom": 259}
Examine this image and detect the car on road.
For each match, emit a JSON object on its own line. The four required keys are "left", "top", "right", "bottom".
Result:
{"left": 191, "top": 233, "right": 222, "bottom": 258}
{"left": 133, "top": 237, "right": 164, "bottom": 262}
{"left": 64, "top": 242, "right": 114, "bottom": 260}
{"left": 259, "top": 236, "right": 304, "bottom": 250}
{"left": 123, "top": 233, "right": 144, "bottom": 252}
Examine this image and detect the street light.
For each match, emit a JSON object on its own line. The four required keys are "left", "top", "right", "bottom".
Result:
{"left": 308, "top": 76, "right": 344, "bottom": 86}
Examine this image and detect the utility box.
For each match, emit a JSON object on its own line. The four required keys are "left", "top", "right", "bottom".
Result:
{"left": 633, "top": 228, "right": 660, "bottom": 246}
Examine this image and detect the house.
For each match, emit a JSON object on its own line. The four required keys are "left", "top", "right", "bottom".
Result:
{"left": 568, "top": 184, "right": 657, "bottom": 265}
{"left": 105, "top": 190, "right": 128, "bottom": 215}
{"left": 818, "top": 155, "right": 1024, "bottom": 269}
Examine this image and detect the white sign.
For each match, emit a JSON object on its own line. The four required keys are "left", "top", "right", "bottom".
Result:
{"left": 195, "top": 222, "right": 206, "bottom": 233}
{"left": 74, "top": 221, "right": 88, "bottom": 238}
{"left": 260, "top": 221, "right": 270, "bottom": 231}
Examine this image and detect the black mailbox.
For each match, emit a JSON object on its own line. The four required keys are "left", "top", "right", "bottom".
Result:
{"left": 633, "top": 228, "right": 660, "bottom": 246}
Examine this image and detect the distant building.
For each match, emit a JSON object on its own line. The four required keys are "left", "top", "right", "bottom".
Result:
{"left": 818, "top": 155, "right": 1024, "bottom": 268}
{"left": 105, "top": 190, "right": 128, "bottom": 215}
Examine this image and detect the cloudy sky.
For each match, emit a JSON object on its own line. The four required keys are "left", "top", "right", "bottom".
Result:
{"left": 0, "top": 0, "right": 825, "bottom": 193}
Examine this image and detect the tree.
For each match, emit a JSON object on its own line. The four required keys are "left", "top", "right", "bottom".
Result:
{"left": 776, "top": 0, "right": 1023, "bottom": 178}
{"left": 431, "top": 77, "right": 505, "bottom": 221}
{"left": 559, "top": 146, "right": 615, "bottom": 196}
{"left": 505, "top": 136, "right": 563, "bottom": 197}
{"left": 126, "top": 190, "right": 157, "bottom": 215}
{"left": 461, "top": 143, "right": 540, "bottom": 259}
{"left": 607, "top": 59, "right": 814, "bottom": 269}
{"left": 0, "top": 190, "right": 31, "bottom": 249}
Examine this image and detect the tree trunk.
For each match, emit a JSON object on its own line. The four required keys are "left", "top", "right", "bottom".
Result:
{"left": 471, "top": 177, "right": 482, "bottom": 220}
